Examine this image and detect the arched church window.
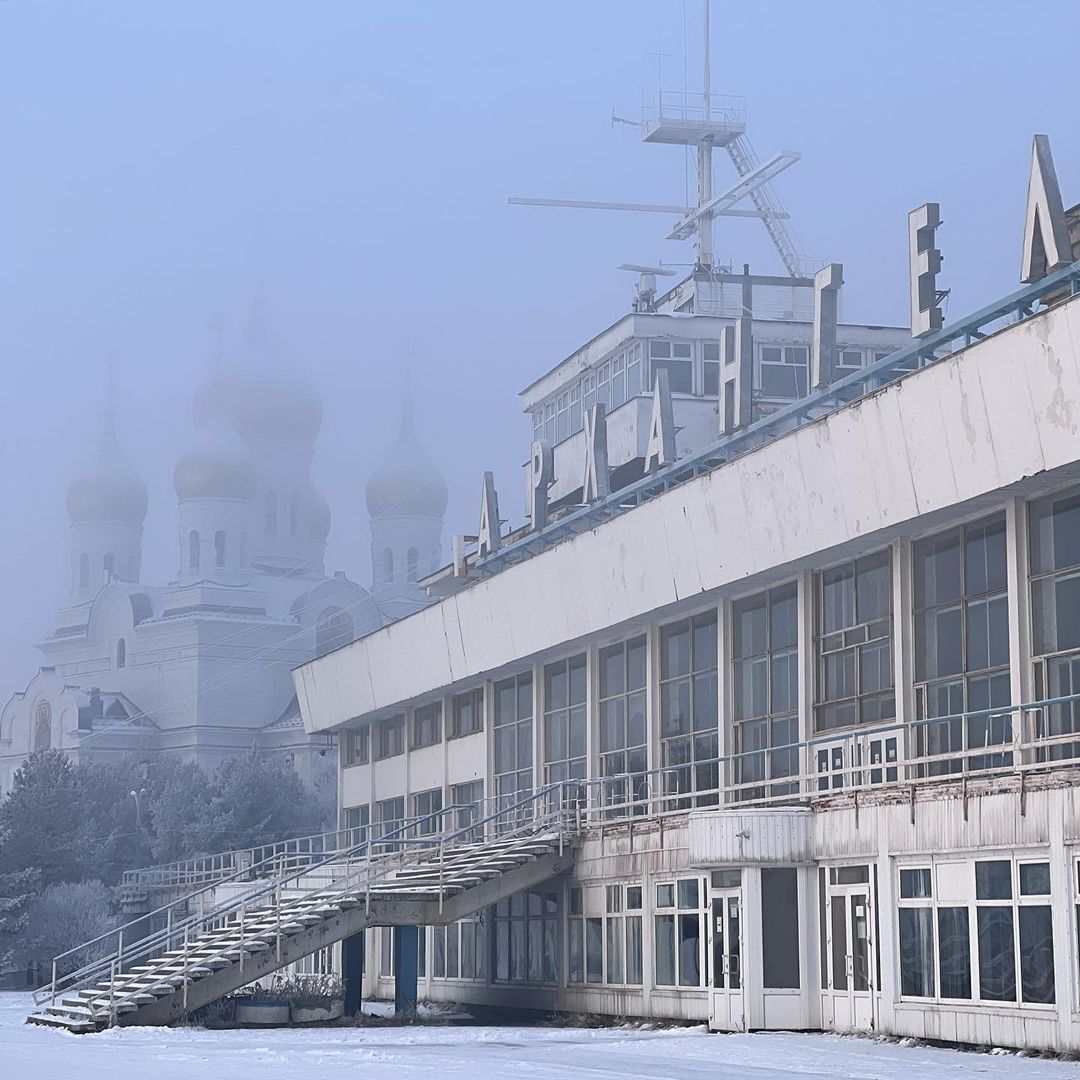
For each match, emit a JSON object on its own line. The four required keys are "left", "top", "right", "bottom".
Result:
{"left": 290, "top": 493, "right": 299, "bottom": 537}
{"left": 34, "top": 701, "right": 52, "bottom": 751}
{"left": 116, "top": 638, "right": 126, "bottom": 669}
{"left": 265, "top": 491, "right": 278, "bottom": 535}
{"left": 383, "top": 548, "right": 394, "bottom": 584}
{"left": 189, "top": 530, "right": 200, "bottom": 570}
{"left": 215, "top": 530, "right": 227, "bottom": 568}
{"left": 103, "top": 553, "right": 114, "bottom": 583}
{"left": 79, "top": 553, "right": 90, "bottom": 591}
{"left": 315, "top": 606, "right": 354, "bottom": 658}
{"left": 407, "top": 547, "right": 419, "bottom": 582}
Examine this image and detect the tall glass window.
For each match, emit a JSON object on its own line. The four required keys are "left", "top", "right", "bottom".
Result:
{"left": 913, "top": 515, "right": 1010, "bottom": 773}
{"left": 660, "top": 612, "right": 719, "bottom": 807}
{"left": 654, "top": 878, "right": 706, "bottom": 987}
{"left": 450, "top": 687, "right": 484, "bottom": 738}
{"left": 542, "top": 654, "right": 587, "bottom": 796}
{"left": 815, "top": 551, "right": 894, "bottom": 731}
{"left": 411, "top": 701, "right": 442, "bottom": 749}
{"left": 494, "top": 672, "right": 533, "bottom": 811}
{"left": 598, "top": 635, "right": 648, "bottom": 813}
{"left": 732, "top": 583, "right": 799, "bottom": 800}
{"left": 493, "top": 889, "right": 558, "bottom": 984}
{"left": 375, "top": 796, "right": 404, "bottom": 849}
{"left": 1030, "top": 488, "right": 1080, "bottom": 758}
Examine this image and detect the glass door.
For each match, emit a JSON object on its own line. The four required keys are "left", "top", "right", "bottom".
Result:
{"left": 709, "top": 871, "right": 744, "bottom": 1031}
{"left": 822, "top": 866, "right": 876, "bottom": 1031}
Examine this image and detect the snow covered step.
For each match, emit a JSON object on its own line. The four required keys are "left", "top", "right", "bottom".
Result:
{"left": 27, "top": 1010, "right": 98, "bottom": 1034}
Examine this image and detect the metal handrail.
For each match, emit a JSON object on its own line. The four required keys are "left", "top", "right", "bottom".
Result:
{"left": 34, "top": 781, "right": 580, "bottom": 1008}
{"left": 121, "top": 822, "right": 375, "bottom": 893}
{"left": 576, "top": 694, "right": 1080, "bottom": 821}
{"left": 43, "top": 802, "right": 466, "bottom": 988}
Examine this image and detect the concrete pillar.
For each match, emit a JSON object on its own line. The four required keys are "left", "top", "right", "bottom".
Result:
{"left": 342, "top": 930, "right": 365, "bottom": 1017}
{"left": 393, "top": 925, "right": 419, "bottom": 1015}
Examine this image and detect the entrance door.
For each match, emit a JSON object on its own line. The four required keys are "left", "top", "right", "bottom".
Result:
{"left": 823, "top": 871, "right": 875, "bottom": 1031}
{"left": 709, "top": 887, "right": 744, "bottom": 1031}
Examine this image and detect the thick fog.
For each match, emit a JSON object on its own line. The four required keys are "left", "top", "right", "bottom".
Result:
{"left": 1, "top": 0, "right": 1077, "bottom": 695}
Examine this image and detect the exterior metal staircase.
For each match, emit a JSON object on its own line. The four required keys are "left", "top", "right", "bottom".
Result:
{"left": 27, "top": 787, "right": 579, "bottom": 1033}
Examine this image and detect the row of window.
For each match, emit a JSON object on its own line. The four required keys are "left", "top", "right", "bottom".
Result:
{"left": 368, "top": 856, "right": 1076, "bottom": 1012}
{"left": 343, "top": 688, "right": 484, "bottom": 766}
{"left": 896, "top": 857, "right": 1056, "bottom": 1006}
{"left": 75, "top": 551, "right": 139, "bottom": 591}
{"left": 348, "top": 486, "right": 1080, "bottom": 803}
{"left": 530, "top": 340, "right": 894, "bottom": 448}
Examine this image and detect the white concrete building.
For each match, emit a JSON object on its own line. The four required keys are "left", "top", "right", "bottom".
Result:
{"left": 0, "top": 329, "right": 448, "bottom": 795}
{"left": 294, "top": 222, "right": 1080, "bottom": 1048}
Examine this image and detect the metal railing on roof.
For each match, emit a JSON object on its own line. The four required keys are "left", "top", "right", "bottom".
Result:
{"left": 474, "top": 261, "right": 1080, "bottom": 579}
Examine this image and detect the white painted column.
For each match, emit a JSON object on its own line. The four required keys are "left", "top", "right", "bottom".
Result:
{"left": 797, "top": 570, "right": 815, "bottom": 792}
{"left": 586, "top": 642, "right": 600, "bottom": 817}
{"left": 716, "top": 596, "right": 732, "bottom": 801}
{"left": 1006, "top": 496, "right": 1033, "bottom": 707}
{"left": 891, "top": 539, "right": 914, "bottom": 744}
{"left": 648, "top": 622, "right": 662, "bottom": 812}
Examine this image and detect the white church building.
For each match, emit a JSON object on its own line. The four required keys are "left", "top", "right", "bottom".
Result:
{"left": 0, "top": 332, "right": 448, "bottom": 795}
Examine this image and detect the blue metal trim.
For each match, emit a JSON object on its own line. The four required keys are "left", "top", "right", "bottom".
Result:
{"left": 477, "top": 261, "right": 1080, "bottom": 578}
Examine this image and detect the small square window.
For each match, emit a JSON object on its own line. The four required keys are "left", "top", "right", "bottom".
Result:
{"left": 606, "top": 885, "right": 623, "bottom": 913}
{"left": 975, "top": 860, "right": 1012, "bottom": 900}
{"left": 626, "top": 886, "right": 642, "bottom": 910}
{"left": 677, "top": 879, "right": 699, "bottom": 908}
{"left": 1019, "top": 862, "right": 1051, "bottom": 896}
{"left": 569, "top": 886, "right": 583, "bottom": 915}
{"left": 656, "top": 883, "right": 675, "bottom": 908}
{"left": 649, "top": 340, "right": 671, "bottom": 359}
{"left": 703, "top": 342, "right": 720, "bottom": 363}
{"left": 673, "top": 342, "right": 692, "bottom": 358}
{"left": 899, "top": 868, "right": 932, "bottom": 899}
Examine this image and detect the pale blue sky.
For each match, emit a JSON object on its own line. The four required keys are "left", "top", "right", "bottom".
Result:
{"left": 1, "top": 0, "right": 1077, "bottom": 692}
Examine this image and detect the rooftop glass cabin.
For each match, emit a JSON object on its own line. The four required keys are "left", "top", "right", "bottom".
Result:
{"left": 521, "top": 270, "right": 909, "bottom": 506}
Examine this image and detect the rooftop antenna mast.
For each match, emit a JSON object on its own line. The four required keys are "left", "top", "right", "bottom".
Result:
{"left": 509, "top": 0, "right": 806, "bottom": 277}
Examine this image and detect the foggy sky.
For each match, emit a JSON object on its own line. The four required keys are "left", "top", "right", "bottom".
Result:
{"left": 1, "top": 0, "right": 1077, "bottom": 696}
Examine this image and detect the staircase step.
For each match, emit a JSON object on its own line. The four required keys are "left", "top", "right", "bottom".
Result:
{"left": 28, "top": 1010, "right": 99, "bottom": 1034}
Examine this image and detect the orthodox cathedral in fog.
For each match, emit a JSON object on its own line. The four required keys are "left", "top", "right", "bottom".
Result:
{"left": 0, "top": 329, "right": 448, "bottom": 795}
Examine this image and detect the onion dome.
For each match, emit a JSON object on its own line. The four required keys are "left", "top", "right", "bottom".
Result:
{"left": 226, "top": 289, "right": 323, "bottom": 445}
{"left": 66, "top": 416, "right": 149, "bottom": 525}
{"left": 174, "top": 382, "right": 256, "bottom": 502}
{"left": 231, "top": 375, "right": 323, "bottom": 445}
{"left": 365, "top": 403, "right": 448, "bottom": 520}
{"left": 307, "top": 483, "right": 332, "bottom": 542}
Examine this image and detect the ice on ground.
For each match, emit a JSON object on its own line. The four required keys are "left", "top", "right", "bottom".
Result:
{"left": 4, "top": 993, "right": 1077, "bottom": 1080}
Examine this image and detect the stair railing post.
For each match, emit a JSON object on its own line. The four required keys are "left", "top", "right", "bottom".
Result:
{"left": 109, "top": 959, "right": 116, "bottom": 1027}
{"left": 182, "top": 926, "right": 189, "bottom": 1010}
{"left": 239, "top": 900, "right": 246, "bottom": 981}
{"left": 276, "top": 882, "right": 282, "bottom": 963}
{"left": 50, "top": 959, "right": 56, "bottom": 1006}
{"left": 117, "top": 928, "right": 124, "bottom": 976}
{"left": 438, "top": 837, "right": 445, "bottom": 917}
{"left": 166, "top": 907, "right": 173, "bottom": 955}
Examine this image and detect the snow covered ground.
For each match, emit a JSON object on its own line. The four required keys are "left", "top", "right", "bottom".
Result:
{"left": 4, "top": 993, "right": 1078, "bottom": 1080}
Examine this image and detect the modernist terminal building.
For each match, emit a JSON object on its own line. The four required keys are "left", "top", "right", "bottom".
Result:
{"left": 293, "top": 107, "right": 1080, "bottom": 1050}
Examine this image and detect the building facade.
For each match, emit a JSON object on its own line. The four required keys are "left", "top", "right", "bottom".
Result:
{"left": 0, "top": 331, "right": 448, "bottom": 795}
{"left": 296, "top": 246, "right": 1080, "bottom": 1049}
